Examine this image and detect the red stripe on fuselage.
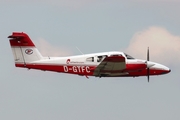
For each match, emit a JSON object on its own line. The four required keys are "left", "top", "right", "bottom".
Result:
{"left": 15, "top": 63, "right": 168, "bottom": 77}
{"left": 15, "top": 63, "right": 95, "bottom": 76}
{"left": 123, "top": 69, "right": 169, "bottom": 77}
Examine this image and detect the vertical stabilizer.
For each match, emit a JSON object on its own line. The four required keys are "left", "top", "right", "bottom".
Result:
{"left": 8, "top": 32, "right": 43, "bottom": 67}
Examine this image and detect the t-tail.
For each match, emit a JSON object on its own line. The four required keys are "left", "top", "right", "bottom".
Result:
{"left": 8, "top": 32, "right": 43, "bottom": 68}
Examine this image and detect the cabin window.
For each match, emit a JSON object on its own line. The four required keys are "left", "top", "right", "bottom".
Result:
{"left": 124, "top": 53, "right": 134, "bottom": 59}
{"left": 86, "top": 57, "right": 94, "bottom": 62}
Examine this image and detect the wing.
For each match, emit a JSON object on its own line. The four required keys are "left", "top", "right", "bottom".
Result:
{"left": 93, "top": 55, "right": 127, "bottom": 77}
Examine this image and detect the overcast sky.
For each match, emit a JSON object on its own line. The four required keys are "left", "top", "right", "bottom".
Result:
{"left": 0, "top": 1, "right": 180, "bottom": 120}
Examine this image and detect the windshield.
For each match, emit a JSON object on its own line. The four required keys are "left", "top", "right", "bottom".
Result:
{"left": 124, "top": 53, "right": 134, "bottom": 59}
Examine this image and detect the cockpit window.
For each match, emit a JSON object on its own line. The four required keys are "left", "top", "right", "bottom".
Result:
{"left": 97, "top": 55, "right": 107, "bottom": 62}
{"left": 110, "top": 54, "right": 122, "bottom": 57}
{"left": 124, "top": 53, "right": 134, "bottom": 59}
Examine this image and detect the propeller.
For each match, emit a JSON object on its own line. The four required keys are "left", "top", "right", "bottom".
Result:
{"left": 147, "top": 47, "right": 150, "bottom": 82}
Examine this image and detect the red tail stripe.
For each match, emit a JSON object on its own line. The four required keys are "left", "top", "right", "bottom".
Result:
{"left": 8, "top": 32, "right": 35, "bottom": 47}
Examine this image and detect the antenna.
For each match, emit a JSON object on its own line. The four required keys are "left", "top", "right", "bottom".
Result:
{"left": 76, "top": 46, "right": 84, "bottom": 55}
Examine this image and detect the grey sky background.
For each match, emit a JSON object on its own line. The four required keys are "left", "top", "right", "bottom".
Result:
{"left": 0, "top": 1, "right": 180, "bottom": 120}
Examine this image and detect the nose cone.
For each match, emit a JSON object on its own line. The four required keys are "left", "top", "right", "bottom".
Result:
{"left": 160, "top": 65, "right": 171, "bottom": 74}
{"left": 150, "top": 62, "right": 171, "bottom": 75}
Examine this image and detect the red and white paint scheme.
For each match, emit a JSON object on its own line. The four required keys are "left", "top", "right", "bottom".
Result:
{"left": 8, "top": 32, "right": 171, "bottom": 82}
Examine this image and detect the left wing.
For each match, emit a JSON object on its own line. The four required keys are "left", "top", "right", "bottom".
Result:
{"left": 93, "top": 55, "right": 127, "bottom": 77}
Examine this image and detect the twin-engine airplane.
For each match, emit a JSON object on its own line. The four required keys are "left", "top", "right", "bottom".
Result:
{"left": 8, "top": 32, "right": 171, "bottom": 82}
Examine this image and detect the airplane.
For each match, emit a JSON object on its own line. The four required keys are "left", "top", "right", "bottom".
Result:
{"left": 8, "top": 32, "right": 171, "bottom": 82}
